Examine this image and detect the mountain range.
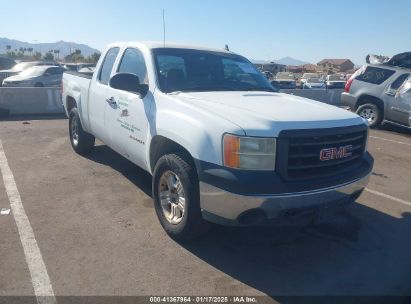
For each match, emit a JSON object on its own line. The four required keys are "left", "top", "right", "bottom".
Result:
{"left": 0, "top": 38, "right": 101, "bottom": 57}
{"left": 251, "top": 56, "right": 310, "bottom": 66}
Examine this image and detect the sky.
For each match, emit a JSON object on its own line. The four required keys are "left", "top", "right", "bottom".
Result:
{"left": 1, "top": 0, "right": 410, "bottom": 64}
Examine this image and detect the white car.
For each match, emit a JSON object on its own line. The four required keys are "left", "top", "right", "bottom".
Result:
{"left": 302, "top": 78, "right": 326, "bottom": 89}
{"left": 300, "top": 73, "right": 320, "bottom": 87}
{"left": 62, "top": 42, "right": 373, "bottom": 240}
{"left": 326, "top": 74, "right": 346, "bottom": 89}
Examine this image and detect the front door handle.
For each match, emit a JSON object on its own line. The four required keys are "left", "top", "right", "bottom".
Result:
{"left": 106, "top": 97, "right": 117, "bottom": 107}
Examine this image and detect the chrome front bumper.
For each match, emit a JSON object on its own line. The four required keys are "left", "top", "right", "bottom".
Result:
{"left": 199, "top": 173, "right": 370, "bottom": 225}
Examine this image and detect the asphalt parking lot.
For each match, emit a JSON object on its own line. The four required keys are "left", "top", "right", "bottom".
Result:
{"left": 1, "top": 116, "right": 411, "bottom": 302}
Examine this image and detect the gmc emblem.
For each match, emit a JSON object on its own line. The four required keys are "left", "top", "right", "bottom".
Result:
{"left": 320, "top": 145, "right": 353, "bottom": 161}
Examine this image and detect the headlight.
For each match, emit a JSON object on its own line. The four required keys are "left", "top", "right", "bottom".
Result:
{"left": 223, "top": 134, "right": 276, "bottom": 170}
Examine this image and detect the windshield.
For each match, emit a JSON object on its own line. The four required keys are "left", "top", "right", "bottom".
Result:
{"left": 276, "top": 73, "right": 294, "bottom": 80}
{"left": 328, "top": 75, "right": 345, "bottom": 81}
{"left": 18, "top": 66, "right": 45, "bottom": 77}
{"left": 153, "top": 48, "right": 275, "bottom": 93}
{"left": 303, "top": 73, "right": 319, "bottom": 79}
{"left": 307, "top": 78, "right": 322, "bottom": 83}
{"left": 11, "top": 62, "right": 37, "bottom": 72}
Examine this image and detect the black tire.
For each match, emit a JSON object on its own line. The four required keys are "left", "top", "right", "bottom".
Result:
{"left": 69, "top": 108, "right": 95, "bottom": 154}
{"left": 356, "top": 103, "right": 382, "bottom": 128}
{"left": 152, "top": 153, "right": 210, "bottom": 241}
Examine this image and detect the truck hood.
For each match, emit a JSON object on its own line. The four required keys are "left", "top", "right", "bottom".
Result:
{"left": 172, "top": 91, "right": 364, "bottom": 136}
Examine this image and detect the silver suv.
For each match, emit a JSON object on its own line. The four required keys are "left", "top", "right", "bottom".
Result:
{"left": 341, "top": 52, "right": 411, "bottom": 128}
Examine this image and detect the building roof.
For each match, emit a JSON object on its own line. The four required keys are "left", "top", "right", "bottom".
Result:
{"left": 317, "top": 59, "right": 352, "bottom": 66}
{"left": 286, "top": 65, "right": 302, "bottom": 70}
{"left": 302, "top": 64, "right": 318, "bottom": 70}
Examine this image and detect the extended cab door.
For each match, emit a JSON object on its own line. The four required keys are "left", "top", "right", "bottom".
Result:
{"left": 105, "top": 47, "right": 151, "bottom": 169}
{"left": 384, "top": 73, "right": 410, "bottom": 125}
{"left": 88, "top": 47, "right": 120, "bottom": 142}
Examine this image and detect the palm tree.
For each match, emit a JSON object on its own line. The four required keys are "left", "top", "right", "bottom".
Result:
{"left": 53, "top": 49, "right": 60, "bottom": 60}
{"left": 27, "top": 48, "right": 33, "bottom": 56}
{"left": 6, "top": 45, "right": 11, "bottom": 52}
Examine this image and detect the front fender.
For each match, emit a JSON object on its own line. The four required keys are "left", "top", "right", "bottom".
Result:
{"left": 153, "top": 109, "right": 220, "bottom": 164}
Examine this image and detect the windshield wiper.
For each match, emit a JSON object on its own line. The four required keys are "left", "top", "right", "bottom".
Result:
{"left": 167, "top": 91, "right": 184, "bottom": 95}
{"left": 239, "top": 87, "right": 276, "bottom": 92}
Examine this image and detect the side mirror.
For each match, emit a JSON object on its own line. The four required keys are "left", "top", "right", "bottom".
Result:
{"left": 109, "top": 73, "right": 148, "bottom": 97}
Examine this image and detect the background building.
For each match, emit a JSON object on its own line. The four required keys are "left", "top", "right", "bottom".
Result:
{"left": 255, "top": 62, "right": 286, "bottom": 74}
{"left": 317, "top": 59, "right": 355, "bottom": 73}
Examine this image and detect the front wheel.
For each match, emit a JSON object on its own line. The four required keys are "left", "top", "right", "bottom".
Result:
{"left": 69, "top": 108, "right": 95, "bottom": 154}
{"left": 356, "top": 103, "right": 382, "bottom": 128}
{"left": 152, "top": 154, "right": 209, "bottom": 241}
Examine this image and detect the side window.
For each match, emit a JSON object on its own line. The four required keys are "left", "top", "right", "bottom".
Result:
{"left": 356, "top": 66, "right": 395, "bottom": 85}
{"left": 98, "top": 47, "right": 120, "bottom": 85}
{"left": 117, "top": 48, "right": 148, "bottom": 84}
{"left": 391, "top": 73, "right": 410, "bottom": 90}
{"left": 47, "top": 67, "right": 64, "bottom": 75}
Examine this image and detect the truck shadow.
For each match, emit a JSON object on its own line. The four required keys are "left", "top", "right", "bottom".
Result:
{"left": 0, "top": 113, "right": 66, "bottom": 121}
{"left": 183, "top": 208, "right": 411, "bottom": 299}
{"left": 83, "top": 144, "right": 411, "bottom": 299}
{"left": 377, "top": 124, "right": 411, "bottom": 136}
{"left": 84, "top": 144, "right": 152, "bottom": 197}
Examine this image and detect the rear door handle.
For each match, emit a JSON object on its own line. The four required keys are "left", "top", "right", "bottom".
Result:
{"left": 106, "top": 97, "right": 117, "bottom": 107}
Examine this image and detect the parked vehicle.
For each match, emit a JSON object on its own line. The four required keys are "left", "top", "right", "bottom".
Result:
{"left": 326, "top": 74, "right": 346, "bottom": 89}
{"left": 2, "top": 65, "right": 66, "bottom": 87}
{"left": 62, "top": 42, "right": 373, "bottom": 240}
{"left": 274, "top": 72, "right": 297, "bottom": 89}
{"left": 300, "top": 73, "right": 320, "bottom": 87}
{"left": 302, "top": 78, "right": 326, "bottom": 89}
{"left": 342, "top": 53, "right": 411, "bottom": 128}
{"left": 63, "top": 63, "right": 96, "bottom": 72}
{"left": 78, "top": 66, "right": 95, "bottom": 76}
{"left": 0, "top": 61, "right": 58, "bottom": 86}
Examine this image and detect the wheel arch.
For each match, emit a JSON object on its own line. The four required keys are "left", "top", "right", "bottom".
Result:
{"left": 149, "top": 135, "right": 196, "bottom": 174}
{"left": 66, "top": 95, "right": 77, "bottom": 114}
{"left": 356, "top": 94, "right": 385, "bottom": 116}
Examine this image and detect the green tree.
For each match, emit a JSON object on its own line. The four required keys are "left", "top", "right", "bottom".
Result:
{"left": 65, "top": 49, "right": 85, "bottom": 63}
{"left": 53, "top": 49, "right": 60, "bottom": 60}
{"left": 33, "top": 52, "right": 42, "bottom": 60}
{"left": 43, "top": 52, "right": 54, "bottom": 61}
{"left": 90, "top": 52, "right": 101, "bottom": 63}
{"left": 5, "top": 45, "right": 12, "bottom": 57}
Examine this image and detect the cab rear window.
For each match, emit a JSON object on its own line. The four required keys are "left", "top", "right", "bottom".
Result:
{"left": 356, "top": 66, "right": 395, "bottom": 85}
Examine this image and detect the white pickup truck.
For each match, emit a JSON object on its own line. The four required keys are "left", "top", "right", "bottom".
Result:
{"left": 62, "top": 42, "right": 373, "bottom": 240}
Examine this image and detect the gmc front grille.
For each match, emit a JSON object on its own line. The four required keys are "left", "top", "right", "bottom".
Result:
{"left": 277, "top": 126, "right": 367, "bottom": 180}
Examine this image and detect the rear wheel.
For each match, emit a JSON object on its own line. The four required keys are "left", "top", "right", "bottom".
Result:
{"left": 152, "top": 153, "right": 209, "bottom": 241}
{"left": 356, "top": 103, "right": 382, "bottom": 128}
{"left": 69, "top": 108, "right": 95, "bottom": 154}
